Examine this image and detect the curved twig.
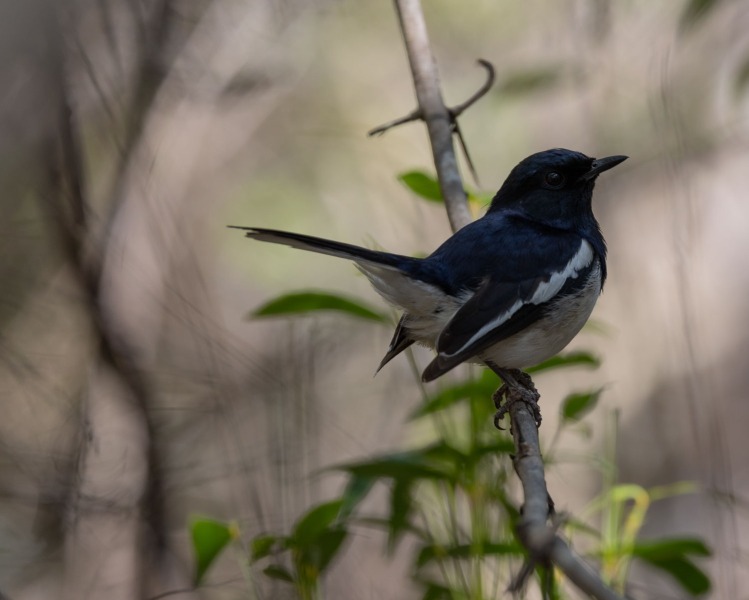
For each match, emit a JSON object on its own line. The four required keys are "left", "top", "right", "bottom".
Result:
{"left": 449, "top": 58, "right": 495, "bottom": 118}
{"left": 368, "top": 57, "right": 493, "bottom": 192}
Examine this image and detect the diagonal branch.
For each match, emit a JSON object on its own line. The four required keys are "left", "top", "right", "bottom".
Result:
{"left": 389, "top": 1, "right": 630, "bottom": 599}
{"left": 510, "top": 400, "right": 629, "bottom": 600}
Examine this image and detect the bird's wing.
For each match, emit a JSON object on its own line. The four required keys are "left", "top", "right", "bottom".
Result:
{"left": 422, "top": 239, "right": 595, "bottom": 381}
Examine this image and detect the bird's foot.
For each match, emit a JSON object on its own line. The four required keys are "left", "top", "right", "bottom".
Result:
{"left": 492, "top": 368, "right": 542, "bottom": 429}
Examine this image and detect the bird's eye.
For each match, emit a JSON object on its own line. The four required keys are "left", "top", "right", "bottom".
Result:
{"left": 544, "top": 171, "right": 565, "bottom": 188}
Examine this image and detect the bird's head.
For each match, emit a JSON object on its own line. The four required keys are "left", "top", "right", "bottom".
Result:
{"left": 488, "top": 148, "right": 627, "bottom": 227}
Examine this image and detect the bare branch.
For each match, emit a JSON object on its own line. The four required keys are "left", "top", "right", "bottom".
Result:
{"left": 368, "top": 58, "right": 494, "bottom": 192}
{"left": 449, "top": 59, "right": 495, "bottom": 118}
{"left": 393, "top": 0, "right": 472, "bottom": 232}
{"left": 510, "top": 401, "right": 630, "bottom": 600}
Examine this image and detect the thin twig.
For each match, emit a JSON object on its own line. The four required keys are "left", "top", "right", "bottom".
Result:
{"left": 368, "top": 108, "right": 422, "bottom": 136}
{"left": 368, "top": 58, "right": 494, "bottom": 188}
{"left": 450, "top": 59, "right": 495, "bottom": 118}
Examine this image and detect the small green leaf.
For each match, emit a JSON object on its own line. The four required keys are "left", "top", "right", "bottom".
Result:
{"left": 306, "top": 527, "right": 348, "bottom": 572}
{"left": 388, "top": 479, "right": 413, "bottom": 553}
{"left": 251, "top": 534, "right": 281, "bottom": 562}
{"left": 250, "top": 291, "right": 386, "bottom": 323}
{"left": 410, "top": 370, "right": 501, "bottom": 419}
{"left": 636, "top": 556, "right": 710, "bottom": 596}
{"left": 467, "top": 191, "right": 493, "bottom": 206}
{"left": 263, "top": 564, "right": 295, "bottom": 583}
{"left": 334, "top": 448, "right": 454, "bottom": 482}
{"left": 190, "top": 517, "right": 235, "bottom": 584}
{"left": 527, "top": 351, "right": 601, "bottom": 374}
{"left": 632, "top": 537, "right": 711, "bottom": 559}
{"left": 338, "top": 476, "right": 376, "bottom": 521}
{"left": 473, "top": 439, "right": 516, "bottom": 457}
{"left": 416, "top": 542, "right": 520, "bottom": 568}
{"left": 561, "top": 388, "right": 603, "bottom": 423}
{"left": 398, "top": 171, "right": 443, "bottom": 202}
{"left": 292, "top": 500, "right": 344, "bottom": 546}
{"left": 420, "top": 581, "right": 452, "bottom": 600}
{"left": 496, "top": 68, "right": 561, "bottom": 97}
{"left": 632, "top": 537, "right": 712, "bottom": 596}
{"left": 679, "top": 0, "right": 720, "bottom": 31}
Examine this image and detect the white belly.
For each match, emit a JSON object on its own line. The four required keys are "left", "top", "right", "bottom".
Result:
{"left": 478, "top": 264, "right": 602, "bottom": 369}
{"left": 400, "top": 262, "right": 602, "bottom": 370}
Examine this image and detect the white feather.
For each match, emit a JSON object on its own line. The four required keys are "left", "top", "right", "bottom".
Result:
{"left": 441, "top": 240, "right": 595, "bottom": 359}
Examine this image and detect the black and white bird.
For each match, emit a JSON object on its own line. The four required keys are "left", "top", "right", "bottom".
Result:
{"left": 231, "top": 148, "right": 626, "bottom": 383}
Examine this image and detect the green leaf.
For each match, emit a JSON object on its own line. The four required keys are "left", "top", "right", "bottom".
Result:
{"left": 388, "top": 479, "right": 413, "bottom": 553}
{"left": 292, "top": 500, "right": 344, "bottom": 546}
{"left": 190, "top": 517, "right": 235, "bottom": 585}
{"left": 263, "top": 564, "right": 295, "bottom": 583}
{"left": 250, "top": 291, "right": 386, "bottom": 323}
{"left": 410, "top": 370, "right": 501, "bottom": 419}
{"left": 473, "top": 439, "right": 516, "bottom": 457}
{"left": 398, "top": 171, "right": 443, "bottom": 202}
{"left": 561, "top": 388, "right": 603, "bottom": 423}
{"left": 631, "top": 537, "right": 712, "bottom": 596}
{"left": 338, "top": 475, "right": 376, "bottom": 521}
{"left": 420, "top": 581, "right": 452, "bottom": 600}
{"left": 334, "top": 447, "right": 455, "bottom": 482}
{"left": 636, "top": 556, "right": 710, "bottom": 596}
{"left": 632, "top": 537, "right": 711, "bottom": 559}
{"left": 496, "top": 68, "right": 561, "bottom": 97}
{"left": 527, "top": 351, "right": 601, "bottom": 374}
{"left": 467, "top": 191, "right": 493, "bottom": 207}
{"left": 416, "top": 542, "right": 520, "bottom": 568}
{"left": 679, "top": 0, "right": 720, "bottom": 31}
{"left": 251, "top": 534, "right": 281, "bottom": 562}
{"left": 309, "top": 527, "right": 348, "bottom": 572}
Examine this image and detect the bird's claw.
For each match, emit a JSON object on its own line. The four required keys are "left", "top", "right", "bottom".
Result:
{"left": 492, "top": 372, "right": 542, "bottom": 429}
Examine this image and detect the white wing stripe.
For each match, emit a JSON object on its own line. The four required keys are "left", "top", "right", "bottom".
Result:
{"left": 440, "top": 240, "right": 594, "bottom": 359}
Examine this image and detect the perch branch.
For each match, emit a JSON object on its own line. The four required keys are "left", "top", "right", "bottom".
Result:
{"left": 391, "top": 0, "right": 472, "bottom": 232}
{"left": 390, "top": 2, "right": 629, "bottom": 599}
{"left": 510, "top": 400, "right": 629, "bottom": 600}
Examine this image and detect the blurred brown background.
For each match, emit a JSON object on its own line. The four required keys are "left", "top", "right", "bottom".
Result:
{"left": 1, "top": 0, "right": 748, "bottom": 598}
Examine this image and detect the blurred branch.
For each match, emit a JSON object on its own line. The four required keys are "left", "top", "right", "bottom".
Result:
{"left": 43, "top": 6, "right": 172, "bottom": 597}
{"left": 389, "top": 2, "right": 629, "bottom": 599}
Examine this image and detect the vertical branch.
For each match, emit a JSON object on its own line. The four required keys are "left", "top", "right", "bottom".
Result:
{"left": 394, "top": 0, "right": 472, "bottom": 232}
{"left": 390, "top": 3, "right": 629, "bottom": 599}
{"left": 44, "top": 5, "right": 172, "bottom": 598}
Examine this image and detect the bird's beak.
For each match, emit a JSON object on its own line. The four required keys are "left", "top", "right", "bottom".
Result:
{"left": 579, "top": 155, "right": 628, "bottom": 181}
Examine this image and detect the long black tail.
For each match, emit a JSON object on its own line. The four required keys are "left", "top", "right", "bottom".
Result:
{"left": 229, "top": 226, "right": 411, "bottom": 270}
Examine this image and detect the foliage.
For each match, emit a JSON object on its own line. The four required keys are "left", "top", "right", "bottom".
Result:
{"left": 190, "top": 517, "right": 239, "bottom": 585}
{"left": 250, "top": 290, "right": 387, "bottom": 322}
{"left": 189, "top": 336, "right": 711, "bottom": 597}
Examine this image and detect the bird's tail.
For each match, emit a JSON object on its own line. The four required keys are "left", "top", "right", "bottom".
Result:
{"left": 229, "top": 226, "right": 410, "bottom": 270}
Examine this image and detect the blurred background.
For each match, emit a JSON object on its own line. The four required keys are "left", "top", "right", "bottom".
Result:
{"left": 1, "top": 0, "right": 748, "bottom": 598}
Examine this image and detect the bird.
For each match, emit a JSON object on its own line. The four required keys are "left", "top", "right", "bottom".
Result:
{"left": 230, "top": 148, "right": 626, "bottom": 389}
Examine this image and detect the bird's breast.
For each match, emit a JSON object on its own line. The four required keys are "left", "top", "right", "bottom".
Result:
{"left": 479, "top": 259, "right": 602, "bottom": 369}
